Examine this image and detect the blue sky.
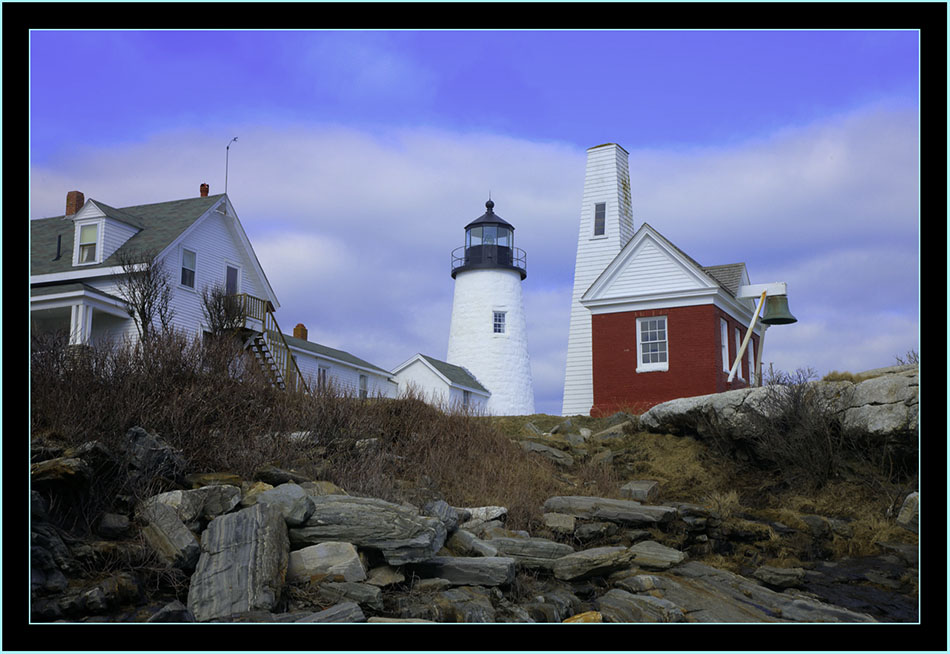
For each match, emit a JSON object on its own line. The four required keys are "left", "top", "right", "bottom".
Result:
{"left": 29, "top": 29, "right": 920, "bottom": 415}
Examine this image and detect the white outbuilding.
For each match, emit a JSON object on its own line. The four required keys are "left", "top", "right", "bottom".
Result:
{"left": 391, "top": 353, "right": 490, "bottom": 412}
{"left": 446, "top": 199, "right": 535, "bottom": 416}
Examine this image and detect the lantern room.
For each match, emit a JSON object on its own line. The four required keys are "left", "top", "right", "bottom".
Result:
{"left": 451, "top": 199, "right": 527, "bottom": 279}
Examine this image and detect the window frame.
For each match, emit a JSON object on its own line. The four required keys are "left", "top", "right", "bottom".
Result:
{"left": 635, "top": 315, "right": 669, "bottom": 373}
{"left": 492, "top": 310, "right": 507, "bottom": 335}
{"left": 734, "top": 327, "right": 744, "bottom": 380}
{"left": 74, "top": 220, "right": 102, "bottom": 266}
{"left": 592, "top": 202, "right": 607, "bottom": 237}
{"left": 720, "top": 319, "right": 730, "bottom": 372}
{"left": 317, "top": 366, "right": 329, "bottom": 391}
{"left": 224, "top": 262, "right": 241, "bottom": 296}
{"left": 180, "top": 247, "right": 198, "bottom": 290}
{"left": 358, "top": 374, "right": 368, "bottom": 400}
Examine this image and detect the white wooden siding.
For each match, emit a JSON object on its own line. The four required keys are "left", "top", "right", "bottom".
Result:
{"left": 562, "top": 144, "right": 634, "bottom": 416}
{"left": 292, "top": 347, "right": 396, "bottom": 398}
{"left": 601, "top": 238, "right": 700, "bottom": 299}
{"left": 101, "top": 218, "right": 140, "bottom": 262}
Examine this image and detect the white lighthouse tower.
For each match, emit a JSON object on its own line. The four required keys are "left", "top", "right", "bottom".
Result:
{"left": 447, "top": 199, "right": 535, "bottom": 416}
{"left": 561, "top": 143, "right": 635, "bottom": 416}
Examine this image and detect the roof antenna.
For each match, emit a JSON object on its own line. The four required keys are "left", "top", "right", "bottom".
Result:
{"left": 225, "top": 137, "right": 238, "bottom": 194}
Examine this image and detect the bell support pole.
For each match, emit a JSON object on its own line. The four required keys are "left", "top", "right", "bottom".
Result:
{"left": 728, "top": 291, "right": 767, "bottom": 383}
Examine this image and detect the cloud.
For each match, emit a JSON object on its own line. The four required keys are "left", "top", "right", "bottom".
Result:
{"left": 30, "top": 101, "right": 918, "bottom": 414}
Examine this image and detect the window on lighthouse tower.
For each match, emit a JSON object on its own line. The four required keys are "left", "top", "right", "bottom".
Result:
{"left": 493, "top": 311, "right": 507, "bottom": 334}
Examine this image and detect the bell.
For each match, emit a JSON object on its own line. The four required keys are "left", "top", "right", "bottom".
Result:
{"left": 760, "top": 295, "right": 797, "bottom": 325}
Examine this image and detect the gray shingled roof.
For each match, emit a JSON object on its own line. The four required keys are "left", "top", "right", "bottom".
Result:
{"left": 31, "top": 194, "right": 225, "bottom": 276}
{"left": 283, "top": 334, "right": 392, "bottom": 377}
{"left": 419, "top": 354, "right": 489, "bottom": 394}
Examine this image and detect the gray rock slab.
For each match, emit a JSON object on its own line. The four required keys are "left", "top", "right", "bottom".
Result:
{"left": 139, "top": 502, "right": 200, "bottom": 570}
{"left": 597, "top": 588, "right": 686, "bottom": 623}
{"left": 520, "top": 441, "right": 574, "bottom": 467}
{"left": 187, "top": 503, "right": 289, "bottom": 622}
{"left": 552, "top": 546, "right": 634, "bottom": 581}
{"left": 620, "top": 480, "right": 660, "bottom": 503}
{"left": 289, "top": 495, "right": 446, "bottom": 565}
{"left": 407, "top": 556, "right": 516, "bottom": 587}
{"left": 316, "top": 581, "right": 383, "bottom": 611}
{"left": 896, "top": 492, "right": 918, "bottom": 534}
{"left": 294, "top": 601, "right": 366, "bottom": 623}
{"left": 485, "top": 536, "right": 574, "bottom": 570}
{"left": 629, "top": 540, "right": 687, "bottom": 570}
{"left": 254, "top": 482, "right": 315, "bottom": 526}
{"left": 753, "top": 565, "right": 806, "bottom": 588}
{"left": 543, "top": 496, "right": 676, "bottom": 525}
{"left": 668, "top": 561, "right": 876, "bottom": 623}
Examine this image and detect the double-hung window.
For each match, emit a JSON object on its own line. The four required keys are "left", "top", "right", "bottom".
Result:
{"left": 77, "top": 224, "right": 98, "bottom": 264}
{"left": 462, "top": 390, "right": 472, "bottom": 408}
{"left": 359, "top": 374, "right": 368, "bottom": 399}
{"left": 636, "top": 316, "right": 668, "bottom": 372}
{"left": 493, "top": 311, "right": 506, "bottom": 334}
{"left": 181, "top": 249, "right": 197, "bottom": 289}
{"left": 318, "top": 366, "right": 329, "bottom": 391}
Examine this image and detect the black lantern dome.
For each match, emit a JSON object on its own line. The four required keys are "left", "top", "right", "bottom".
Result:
{"left": 451, "top": 199, "right": 527, "bottom": 279}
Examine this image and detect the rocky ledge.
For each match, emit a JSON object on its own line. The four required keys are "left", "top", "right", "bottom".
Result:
{"left": 31, "top": 426, "right": 918, "bottom": 624}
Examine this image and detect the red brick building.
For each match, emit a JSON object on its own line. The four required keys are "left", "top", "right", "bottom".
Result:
{"left": 580, "top": 222, "right": 763, "bottom": 416}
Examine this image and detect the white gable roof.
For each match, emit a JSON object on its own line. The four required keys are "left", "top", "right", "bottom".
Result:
{"left": 581, "top": 223, "right": 758, "bottom": 320}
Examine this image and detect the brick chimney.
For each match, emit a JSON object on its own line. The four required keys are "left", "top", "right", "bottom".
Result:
{"left": 293, "top": 323, "right": 308, "bottom": 340}
{"left": 65, "top": 190, "right": 85, "bottom": 216}
{"left": 200, "top": 183, "right": 209, "bottom": 198}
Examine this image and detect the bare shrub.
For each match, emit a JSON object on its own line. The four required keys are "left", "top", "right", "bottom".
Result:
{"left": 745, "top": 367, "right": 847, "bottom": 490}
{"left": 114, "top": 247, "right": 175, "bottom": 340}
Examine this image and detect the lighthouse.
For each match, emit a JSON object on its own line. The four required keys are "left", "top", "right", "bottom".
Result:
{"left": 447, "top": 199, "right": 535, "bottom": 416}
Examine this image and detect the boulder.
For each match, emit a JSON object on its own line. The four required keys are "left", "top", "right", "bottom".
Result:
{"left": 552, "top": 546, "right": 634, "bottom": 581}
{"left": 139, "top": 485, "right": 242, "bottom": 528}
{"left": 187, "top": 503, "right": 289, "bottom": 622}
{"left": 97, "top": 513, "right": 130, "bottom": 539}
{"left": 620, "top": 480, "right": 660, "bottom": 503}
{"left": 542, "top": 512, "right": 576, "bottom": 535}
{"left": 253, "top": 483, "right": 315, "bottom": 526}
{"left": 253, "top": 465, "right": 310, "bottom": 486}
{"left": 628, "top": 540, "right": 687, "bottom": 570}
{"left": 146, "top": 599, "right": 196, "bottom": 623}
{"left": 563, "top": 610, "right": 603, "bottom": 623}
{"left": 543, "top": 496, "right": 676, "bottom": 526}
{"left": 520, "top": 441, "right": 574, "bottom": 467}
{"left": 30, "top": 457, "right": 91, "bottom": 490}
{"left": 139, "top": 502, "right": 200, "bottom": 570}
{"left": 445, "top": 529, "right": 498, "bottom": 558}
{"left": 125, "top": 426, "right": 185, "bottom": 479}
{"left": 423, "top": 499, "right": 461, "bottom": 533}
{"left": 287, "top": 541, "right": 366, "bottom": 583}
{"left": 289, "top": 495, "right": 446, "bottom": 565}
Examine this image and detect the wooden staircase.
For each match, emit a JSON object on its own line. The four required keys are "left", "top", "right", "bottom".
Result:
{"left": 230, "top": 293, "right": 309, "bottom": 394}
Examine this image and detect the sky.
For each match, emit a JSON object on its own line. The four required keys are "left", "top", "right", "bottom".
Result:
{"left": 29, "top": 29, "right": 921, "bottom": 415}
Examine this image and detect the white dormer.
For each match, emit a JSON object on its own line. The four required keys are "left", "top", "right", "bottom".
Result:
{"left": 67, "top": 193, "right": 141, "bottom": 266}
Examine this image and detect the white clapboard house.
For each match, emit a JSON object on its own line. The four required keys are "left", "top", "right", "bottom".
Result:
{"left": 390, "top": 353, "right": 491, "bottom": 412}
{"left": 30, "top": 185, "right": 396, "bottom": 397}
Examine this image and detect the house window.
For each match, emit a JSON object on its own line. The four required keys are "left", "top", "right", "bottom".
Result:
{"left": 734, "top": 328, "right": 743, "bottom": 379}
{"left": 225, "top": 265, "right": 239, "bottom": 295}
{"left": 462, "top": 390, "right": 471, "bottom": 408}
{"left": 593, "top": 202, "right": 606, "bottom": 236}
{"left": 78, "top": 224, "right": 98, "bottom": 263}
{"left": 359, "top": 374, "right": 368, "bottom": 399}
{"left": 493, "top": 311, "right": 506, "bottom": 334}
{"left": 318, "top": 366, "right": 329, "bottom": 391}
{"left": 720, "top": 319, "right": 730, "bottom": 372}
{"left": 181, "top": 249, "right": 197, "bottom": 288}
{"left": 636, "top": 316, "right": 668, "bottom": 372}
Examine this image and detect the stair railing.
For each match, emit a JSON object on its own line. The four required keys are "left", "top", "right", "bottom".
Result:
{"left": 229, "top": 293, "right": 310, "bottom": 394}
